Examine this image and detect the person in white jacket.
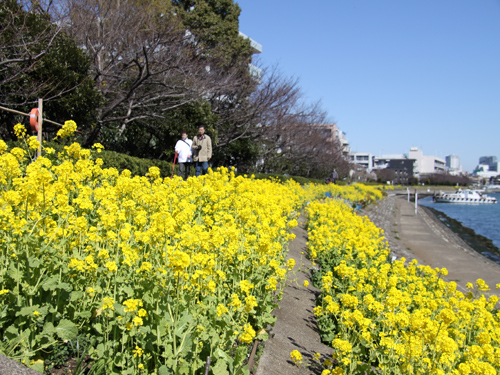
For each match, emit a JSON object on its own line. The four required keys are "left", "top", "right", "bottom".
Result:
{"left": 174, "top": 130, "right": 193, "bottom": 180}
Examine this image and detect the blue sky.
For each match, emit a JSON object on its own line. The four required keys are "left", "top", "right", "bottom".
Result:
{"left": 236, "top": 0, "right": 500, "bottom": 172}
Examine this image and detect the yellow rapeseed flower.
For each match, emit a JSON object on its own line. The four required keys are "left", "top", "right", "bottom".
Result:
{"left": 290, "top": 350, "right": 303, "bottom": 365}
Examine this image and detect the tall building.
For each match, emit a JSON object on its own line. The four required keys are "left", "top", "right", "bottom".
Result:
{"left": 445, "top": 154, "right": 462, "bottom": 175}
{"left": 372, "top": 154, "right": 415, "bottom": 185}
{"left": 479, "top": 156, "right": 498, "bottom": 172}
{"left": 316, "top": 124, "right": 350, "bottom": 158}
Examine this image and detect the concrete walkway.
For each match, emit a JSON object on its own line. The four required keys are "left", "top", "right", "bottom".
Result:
{"left": 256, "top": 193, "right": 500, "bottom": 374}
{"left": 0, "top": 354, "right": 40, "bottom": 375}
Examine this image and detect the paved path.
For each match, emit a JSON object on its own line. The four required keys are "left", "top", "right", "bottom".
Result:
{"left": 255, "top": 216, "right": 332, "bottom": 375}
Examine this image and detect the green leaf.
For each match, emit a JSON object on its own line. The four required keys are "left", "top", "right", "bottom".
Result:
{"left": 165, "top": 356, "right": 176, "bottom": 369}
{"left": 257, "top": 330, "right": 268, "bottom": 341}
{"left": 212, "top": 359, "right": 229, "bottom": 375}
{"left": 93, "top": 323, "right": 103, "bottom": 334}
{"left": 233, "top": 346, "right": 247, "bottom": 369}
{"left": 4, "top": 325, "right": 19, "bottom": 340}
{"left": 8, "top": 263, "right": 23, "bottom": 282}
{"left": 42, "top": 275, "right": 59, "bottom": 291}
{"left": 214, "top": 348, "right": 229, "bottom": 362}
{"left": 178, "top": 333, "right": 192, "bottom": 357}
{"left": 355, "top": 364, "right": 372, "bottom": 373}
{"left": 261, "top": 312, "right": 276, "bottom": 325}
{"left": 158, "top": 365, "right": 170, "bottom": 375}
{"left": 114, "top": 352, "right": 124, "bottom": 367}
{"left": 123, "top": 285, "right": 134, "bottom": 297}
{"left": 76, "top": 311, "right": 92, "bottom": 319}
{"left": 96, "top": 343, "right": 105, "bottom": 358}
{"left": 156, "top": 318, "right": 168, "bottom": 338}
{"left": 175, "top": 311, "right": 193, "bottom": 338}
{"left": 70, "top": 290, "right": 84, "bottom": 302}
{"left": 28, "top": 257, "right": 42, "bottom": 268}
{"left": 55, "top": 319, "right": 78, "bottom": 341}
{"left": 29, "top": 360, "right": 45, "bottom": 373}
{"left": 16, "top": 305, "right": 40, "bottom": 317}
{"left": 235, "top": 366, "right": 250, "bottom": 375}
{"left": 163, "top": 344, "right": 173, "bottom": 358}
{"left": 179, "top": 361, "right": 190, "bottom": 375}
{"left": 142, "top": 291, "right": 154, "bottom": 305}
{"left": 42, "top": 322, "right": 56, "bottom": 337}
{"left": 58, "top": 282, "right": 73, "bottom": 292}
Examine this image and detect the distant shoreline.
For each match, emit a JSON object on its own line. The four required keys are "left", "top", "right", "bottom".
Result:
{"left": 420, "top": 205, "right": 500, "bottom": 259}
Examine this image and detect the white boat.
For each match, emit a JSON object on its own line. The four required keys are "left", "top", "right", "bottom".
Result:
{"left": 434, "top": 189, "right": 497, "bottom": 204}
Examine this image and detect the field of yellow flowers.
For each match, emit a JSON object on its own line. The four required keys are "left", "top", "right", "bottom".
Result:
{"left": 306, "top": 198, "right": 500, "bottom": 375}
{"left": 0, "top": 122, "right": 307, "bottom": 374}
{"left": 0, "top": 122, "right": 386, "bottom": 374}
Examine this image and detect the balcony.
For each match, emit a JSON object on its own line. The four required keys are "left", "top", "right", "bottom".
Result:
{"left": 239, "top": 32, "right": 263, "bottom": 54}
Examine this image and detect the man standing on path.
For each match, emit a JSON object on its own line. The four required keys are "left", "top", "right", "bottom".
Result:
{"left": 192, "top": 125, "right": 212, "bottom": 177}
{"left": 174, "top": 130, "right": 193, "bottom": 180}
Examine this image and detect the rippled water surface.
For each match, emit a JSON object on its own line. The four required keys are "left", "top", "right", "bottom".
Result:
{"left": 418, "top": 193, "right": 500, "bottom": 249}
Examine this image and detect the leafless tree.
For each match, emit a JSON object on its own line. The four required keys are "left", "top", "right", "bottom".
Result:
{"left": 217, "top": 66, "right": 349, "bottom": 177}
{"left": 0, "top": 1, "right": 63, "bottom": 106}
{"left": 56, "top": 0, "right": 253, "bottom": 145}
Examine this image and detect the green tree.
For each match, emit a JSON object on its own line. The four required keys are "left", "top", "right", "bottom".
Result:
{"left": 172, "top": 0, "right": 253, "bottom": 67}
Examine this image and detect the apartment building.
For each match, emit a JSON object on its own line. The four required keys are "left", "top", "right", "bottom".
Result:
{"left": 315, "top": 123, "right": 350, "bottom": 158}
{"left": 408, "top": 147, "right": 446, "bottom": 176}
{"left": 349, "top": 152, "right": 373, "bottom": 171}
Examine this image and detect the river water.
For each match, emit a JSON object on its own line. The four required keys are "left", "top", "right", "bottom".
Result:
{"left": 418, "top": 193, "right": 500, "bottom": 257}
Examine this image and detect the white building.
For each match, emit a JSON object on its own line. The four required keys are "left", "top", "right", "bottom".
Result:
{"left": 337, "top": 129, "right": 350, "bottom": 158}
{"left": 408, "top": 147, "right": 446, "bottom": 176}
{"left": 349, "top": 152, "right": 373, "bottom": 171}
{"left": 316, "top": 123, "right": 350, "bottom": 158}
{"left": 473, "top": 165, "right": 498, "bottom": 178}
{"left": 239, "top": 32, "right": 262, "bottom": 81}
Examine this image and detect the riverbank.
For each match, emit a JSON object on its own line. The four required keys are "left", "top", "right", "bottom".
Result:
{"left": 363, "top": 193, "right": 500, "bottom": 294}
{"left": 422, "top": 205, "right": 500, "bottom": 258}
